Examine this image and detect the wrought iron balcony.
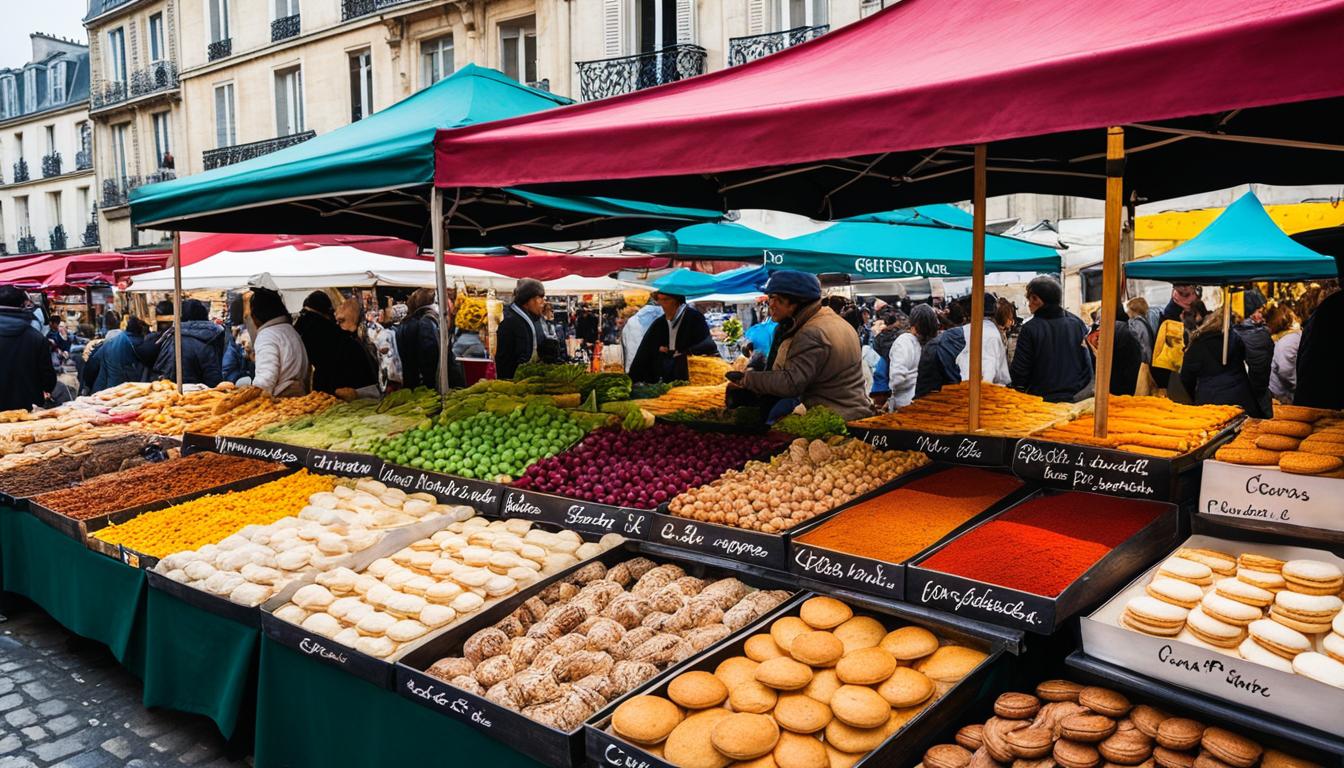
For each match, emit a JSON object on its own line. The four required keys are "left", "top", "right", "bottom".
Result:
{"left": 76, "top": 150, "right": 92, "bottom": 170}
{"left": 130, "top": 60, "right": 179, "bottom": 97}
{"left": 102, "top": 177, "right": 137, "bottom": 208}
{"left": 340, "top": 0, "right": 413, "bottom": 21}
{"left": 727, "top": 25, "right": 828, "bottom": 66}
{"left": 0, "top": 243, "right": 7, "bottom": 256}
{"left": 17, "top": 231, "right": 37, "bottom": 254}
{"left": 272, "top": 14, "right": 300, "bottom": 41}
{"left": 83, "top": 220, "right": 100, "bottom": 249}
{"left": 145, "top": 170, "right": 176, "bottom": 185}
{"left": 208, "top": 38, "right": 232, "bottom": 61}
{"left": 12, "top": 159, "right": 29, "bottom": 183}
{"left": 49, "top": 225, "right": 67, "bottom": 252}
{"left": 42, "top": 152, "right": 62, "bottom": 178}
{"left": 576, "top": 44, "right": 706, "bottom": 102}
{"left": 202, "top": 131, "right": 315, "bottom": 171}
{"left": 91, "top": 80, "right": 128, "bottom": 109}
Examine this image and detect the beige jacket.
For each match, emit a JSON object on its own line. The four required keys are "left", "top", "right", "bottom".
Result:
{"left": 742, "top": 303, "right": 873, "bottom": 420}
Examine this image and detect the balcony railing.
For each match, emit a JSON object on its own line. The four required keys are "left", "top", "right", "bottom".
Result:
{"left": 91, "top": 80, "right": 127, "bottom": 109}
{"left": 17, "top": 231, "right": 37, "bottom": 254}
{"left": 576, "top": 44, "right": 707, "bottom": 102}
{"left": 76, "top": 150, "right": 92, "bottom": 170}
{"left": 271, "top": 14, "right": 301, "bottom": 41}
{"left": 208, "top": 38, "right": 232, "bottom": 61}
{"left": 12, "top": 159, "right": 29, "bottom": 183}
{"left": 82, "top": 208, "right": 100, "bottom": 249}
{"left": 130, "top": 60, "right": 179, "bottom": 97}
{"left": 341, "top": 0, "right": 414, "bottom": 21}
{"left": 727, "top": 25, "right": 828, "bottom": 66}
{"left": 202, "top": 131, "right": 314, "bottom": 170}
{"left": 49, "top": 225, "right": 67, "bottom": 252}
{"left": 42, "top": 152, "right": 62, "bottom": 178}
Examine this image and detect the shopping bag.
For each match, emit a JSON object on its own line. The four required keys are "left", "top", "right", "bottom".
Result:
{"left": 1151, "top": 319, "right": 1186, "bottom": 372}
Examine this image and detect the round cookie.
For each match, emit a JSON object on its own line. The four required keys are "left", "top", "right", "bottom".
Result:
{"left": 773, "top": 732, "right": 828, "bottom": 768}
{"left": 716, "top": 657, "right": 761, "bottom": 690}
{"left": 876, "top": 667, "right": 934, "bottom": 708}
{"left": 1201, "top": 593, "right": 1262, "bottom": 627}
{"left": 664, "top": 708, "right": 734, "bottom": 768}
{"left": 1237, "top": 567, "right": 1286, "bottom": 592}
{"left": 1214, "top": 577, "right": 1274, "bottom": 608}
{"left": 1201, "top": 726, "right": 1263, "bottom": 768}
{"left": 1123, "top": 596, "right": 1189, "bottom": 637}
{"left": 1156, "top": 718, "right": 1204, "bottom": 751}
{"left": 798, "top": 597, "right": 852, "bottom": 630}
{"left": 829, "top": 685, "right": 890, "bottom": 729}
{"left": 770, "top": 617, "right": 811, "bottom": 652}
{"left": 669, "top": 671, "right": 729, "bottom": 710}
{"left": 1323, "top": 632, "right": 1344, "bottom": 664}
{"left": 790, "top": 632, "right": 845, "bottom": 667}
{"left": 1237, "top": 637, "right": 1294, "bottom": 672}
{"left": 832, "top": 616, "right": 886, "bottom": 654}
{"left": 879, "top": 626, "right": 939, "bottom": 661}
{"left": 1177, "top": 548, "right": 1237, "bottom": 576}
{"left": 1291, "top": 652, "right": 1344, "bottom": 688}
{"left": 1282, "top": 560, "right": 1344, "bottom": 595}
{"left": 1158, "top": 557, "right": 1214, "bottom": 586}
{"left": 711, "top": 713, "right": 780, "bottom": 761}
{"left": 746, "top": 635, "right": 788, "bottom": 662}
{"left": 1147, "top": 577, "right": 1205, "bottom": 609}
{"left": 773, "top": 693, "right": 833, "bottom": 734}
{"left": 1237, "top": 553, "right": 1285, "bottom": 574}
{"left": 756, "top": 658, "right": 815, "bottom": 691}
{"left": 1036, "top": 679, "right": 1084, "bottom": 702}
{"left": 914, "top": 645, "right": 987, "bottom": 683}
{"left": 1247, "top": 618, "right": 1310, "bottom": 660}
{"left": 612, "top": 695, "right": 685, "bottom": 746}
{"left": 729, "top": 680, "right": 779, "bottom": 714}
{"left": 824, "top": 719, "right": 887, "bottom": 754}
{"left": 1077, "top": 687, "right": 1131, "bottom": 718}
{"left": 1185, "top": 606, "right": 1244, "bottom": 649}
{"left": 834, "top": 647, "right": 897, "bottom": 686}
{"left": 801, "top": 668, "right": 841, "bottom": 704}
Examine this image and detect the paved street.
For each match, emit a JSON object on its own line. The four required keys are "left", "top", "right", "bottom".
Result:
{"left": 0, "top": 601, "right": 247, "bottom": 768}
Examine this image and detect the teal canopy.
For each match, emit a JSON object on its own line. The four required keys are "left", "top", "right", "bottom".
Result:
{"left": 1125, "top": 192, "right": 1337, "bottom": 284}
{"left": 651, "top": 265, "right": 769, "bottom": 298}
{"left": 131, "top": 66, "right": 717, "bottom": 245}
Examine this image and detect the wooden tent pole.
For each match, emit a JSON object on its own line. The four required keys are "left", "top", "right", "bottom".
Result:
{"left": 968, "top": 144, "right": 987, "bottom": 432}
{"left": 431, "top": 187, "right": 450, "bottom": 393}
{"left": 1221, "top": 287, "right": 1232, "bottom": 365}
{"left": 1095, "top": 126, "right": 1125, "bottom": 438}
{"left": 172, "top": 231, "right": 183, "bottom": 394}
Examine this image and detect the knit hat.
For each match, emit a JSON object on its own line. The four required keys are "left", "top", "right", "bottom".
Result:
{"left": 762, "top": 270, "right": 821, "bottom": 302}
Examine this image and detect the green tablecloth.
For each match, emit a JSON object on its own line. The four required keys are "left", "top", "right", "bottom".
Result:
{"left": 0, "top": 505, "right": 147, "bottom": 677}
{"left": 142, "top": 586, "right": 259, "bottom": 740}
{"left": 255, "top": 637, "right": 543, "bottom": 768}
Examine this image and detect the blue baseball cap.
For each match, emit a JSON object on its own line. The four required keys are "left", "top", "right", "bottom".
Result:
{"left": 762, "top": 270, "right": 822, "bottom": 302}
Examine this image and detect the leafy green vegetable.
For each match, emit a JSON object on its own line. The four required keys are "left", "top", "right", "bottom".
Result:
{"left": 772, "top": 405, "right": 849, "bottom": 440}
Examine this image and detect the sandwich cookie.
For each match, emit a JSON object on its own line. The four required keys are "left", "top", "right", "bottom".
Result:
{"left": 1214, "top": 578, "right": 1273, "bottom": 608}
{"left": 1246, "top": 619, "right": 1310, "bottom": 660}
{"left": 1122, "top": 596, "right": 1189, "bottom": 637}
{"left": 1185, "top": 606, "right": 1244, "bottom": 649}
{"left": 1147, "top": 578, "right": 1205, "bottom": 609}
{"left": 1281, "top": 560, "right": 1344, "bottom": 596}
{"left": 1322, "top": 632, "right": 1344, "bottom": 665}
{"left": 1237, "top": 637, "right": 1294, "bottom": 673}
{"left": 1270, "top": 591, "right": 1343, "bottom": 635}
{"left": 1290, "top": 652, "right": 1344, "bottom": 689}
{"left": 1200, "top": 593, "right": 1261, "bottom": 627}
{"left": 1236, "top": 567, "right": 1286, "bottom": 592}
{"left": 1177, "top": 548, "right": 1237, "bottom": 577}
{"left": 1236, "top": 553, "right": 1285, "bottom": 575}
{"left": 1158, "top": 557, "right": 1214, "bottom": 587}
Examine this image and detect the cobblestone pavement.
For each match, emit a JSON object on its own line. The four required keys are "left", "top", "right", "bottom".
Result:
{"left": 0, "top": 601, "right": 248, "bottom": 768}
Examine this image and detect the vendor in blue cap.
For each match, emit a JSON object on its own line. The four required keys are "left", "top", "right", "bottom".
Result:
{"left": 628, "top": 290, "right": 718, "bottom": 384}
{"left": 725, "top": 270, "right": 873, "bottom": 421}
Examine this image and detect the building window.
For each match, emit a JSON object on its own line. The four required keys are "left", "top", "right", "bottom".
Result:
{"left": 49, "top": 61, "right": 66, "bottom": 104}
{"left": 15, "top": 196, "right": 29, "bottom": 231}
{"left": 152, "top": 112, "right": 172, "bottom": 168}
{"left": 107, "top": 28, "right": 128, "bottom": 83}
{"left": 420, "top": 36, "right": 453, "bottom": 88}
{"left": 148, "top": 13, "right": 165, "bottom": 62}
{"left": 0, "top": 76, "right": 16, "bottom": 118}
{"left": 777, "top": 0, "right": 826, "bottom": 28}
{"left": 47, "top": 191, "right": 62, "bottom": 228}
{"left": 112, "top": 124, "right": 130, "bottom": 182}
{"left": 500, "top": 17, "right": 537, "bottom": 84}
{"left": 209, "top": 0, "right": 231, "bottom": 43}
{"left": 214, "top": 83, "right": 236, "bottom": 147}
{"left": 23, "top": 69, "right": 38, "bottom": 112}
{"left": 348, "top": 49, "right": 372, "bottom": 122}
{"left": 44, "top": 125, "right": 55, "bottom": 155}
{"left": 274, "top": 66, "right": 304, "bottom": 136}
{"left": 273, "top": 0, "right": 299, "bottom": 18}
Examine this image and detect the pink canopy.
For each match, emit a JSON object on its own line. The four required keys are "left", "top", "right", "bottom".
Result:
{"left": 178, "top": 232, "right": 418, "bottom": 266}
{"left": 439, "top": 246, "right": 667, "bottom": 280}
{"left": 0, "top": 253, "right": 171, "bottom": 290}
{"left": 433, "top": 0, "right": 1344, "bottom": 213}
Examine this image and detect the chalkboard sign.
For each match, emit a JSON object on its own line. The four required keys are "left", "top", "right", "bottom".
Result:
{"left": 789, "top": 543, "right": 904, "bottom": 600}
{"left": 851, "top": 427, "right": 1011, "bottom": 467}
{"left": 905, "top": 568, "right": 1055, "bottom": 633}
{"left": 645, "top": 510, "right": 789, "bottom": 571}
{"left": 305, "top": 450, "right": 383, "bottom": 479}
{"left": 1012, "top": 439, "right": 1173, "bottom": 500}
{"left": 499, "top": 489, "right": 650, "bottom": 539}
{"left": 181, "top": 433, "right": 308, "bottom": 467}
{"left": 376, "top": 463, "right": 502, "bottom": 515}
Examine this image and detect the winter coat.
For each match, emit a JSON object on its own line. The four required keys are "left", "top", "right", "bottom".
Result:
{"left": 396, "top": 307, "right": 466, "bottom": 390}
{"left": 495, "top": 305, "right": 542, "bottom": 380}
{"left": 739, "top": 302, "right": 871, "bottom": 420}
{"left": 1010, "top": 305, "right": 1093, "bottom": 402}
{"left": 1294, "top": 291, "right": 1344, "bottom": 410}
{"left": 1269, "top": 330, "right": 1300, "bottom": 403}
{"left": 1180, "top": 330, "right": 1263, "bottom": 417}
{"left": 1127, "top": 315, "right": 1155, "bottom": 364}
{"left": 295, "top": 309, "right": 377, "bottom": 394}
{"left": 0, "top": 307, "right": 57, "bottom": 410}
{"left": 1232, "top": 319, "right": 1273, "bottom": 417}
{"left": 222, "top": 336, "right": 253, "bottom": 383}
{"left": 90, "top": 332, "right": 147, "bottom": 392}
{"left": 629, "top": 306, "right": 717, "bottom": 384}
{"left": 1107, "top": 321, "right": 1142, "bottom": 397}
{"left": 955, "top": 320, "right": 1011, "bottom": 387}
{"left": 153, "top": 320, "right": 226, "bottom": 387}
{"left": 887, "top": 332, "right": 922, "bottom": 408}
{"left": 916, "top": 327, "right": 964, "bottom": 398}
{"left": 252, "top": 317, "right": 310, "bottom": 397}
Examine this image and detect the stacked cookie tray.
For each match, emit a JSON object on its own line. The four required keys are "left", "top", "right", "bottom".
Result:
{"left": 395, "top": 547, "right": 800, "bottom": 767}
{"left": 585, "top": 593, "right": 1007, "bottom": 768}
{"left": 1081, "top": 534, "right": 1344, "bottom": 736}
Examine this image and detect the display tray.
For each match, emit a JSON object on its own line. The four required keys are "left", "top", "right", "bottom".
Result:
{"left": 584, "top": 591, "right": 1008, "bottom": 768}
{"left": 25, "top": 467, "right": 294, "bottom": 546}
{"left": 1010, "top": 420, "right": 1241, "bottom": 502}
{"left": 905, "top": 489, "right": 1181, "bottom": 635}
{"left": 499, "top": 488, "right": 654, "bottom": 541}
{"left": 1195, "top": 459, "right": 1344, "bottom": 548}
{"left": 181, "top": 432, "right": 309, "bottom": 466}
{"left": 847, "top": 424, "right": 1018, "bottom": 467}
{"left": 644, "top": 467, "right": 930, "bottom": 573}
{"left": 375, "top": 460, "right": 504, "bottom": 516}
{"left": 396, "top": 545, "right": 799, "bottom": 768}
{"left": 786, "top": 465, "right": 1034, "bottom": 603}
{"left": 1079, "top": 533, "right": 1344, "bottom": 737}
{"left": 304, "top": 448, "right": 384, "bottom": 479}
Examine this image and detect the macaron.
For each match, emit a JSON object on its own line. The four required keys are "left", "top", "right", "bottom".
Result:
{"left": 1334, "top": 612, "right": 1344, "bottom": 636}
{"left": 1237, "top": 567, "right": 1286, "bottom": 592}
{"left": 1237, "top": 637, "right": 1294, "bottom": 673}
{"left": 1237, "top": 553, "right": 1285, "bottom": 574}
{"left": 1281, "top": 560, "right": 1344, "bottom": 596}
{"left": 1322, "top": 632, "right": 1344, "bottom": 664}
{"left": 1214, "top": 577, "right": 1274, "bottom": 608}
{"left": 1185, "top": 606, "right": 1244, "bottom": 649}
{"left": 1200, "top": 593, "right": 1262, "bottom": 627}
{"left": 1177, "top": 548, "right": 1237, "bottom": 576}
{"left": 1122, "top": 596, "right": 1189, "bottom": 637}
{"left": 1247, "top": 618, "right": 1310, "bottom": 660}
{"left": 1270, "top": 591, "right": 1343, "bottom": 634}
{"left": 1291, "top": 652, "right": 1344, "bottom": 689}
{"left": 1147, "top": 577, "right": 1205, "bottom": 609}
{"left": 1158, "top": 557, "right": 1214, "bottom": 586}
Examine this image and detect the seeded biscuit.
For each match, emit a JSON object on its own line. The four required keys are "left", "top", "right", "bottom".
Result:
{"left": 1279, "top": 451, "right": 1344, "bottom": 476}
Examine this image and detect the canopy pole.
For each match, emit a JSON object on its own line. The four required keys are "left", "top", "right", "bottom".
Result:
{"left": 967, "top": 144, "right": 987, "bottom": 432}
{"left": 1221, "top": 287, "right": 1232, "bottom": 365}
{"left": 431, "top": 187, "right": 450, "bottom": 394}
{"left": 172, "top": 231, "right": 183, "bottom": 394}
{"left": 1095, "top": 126, "right": 1124, "bottom": 438}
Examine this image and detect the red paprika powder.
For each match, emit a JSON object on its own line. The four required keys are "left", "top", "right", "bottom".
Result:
{"left": 917, "top": 492, "right": 1169, "bottom": 597}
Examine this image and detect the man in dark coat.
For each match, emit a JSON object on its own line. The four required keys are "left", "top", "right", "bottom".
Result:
{"left": 1181, "top": 314, "right": 1263, "bottom": 416}
{"left": 1295, "top": 257, "right": 1344, "bottom": 409}
{"left": 1231, "top": 289, "right": 1273, "bottom": 417}
{"left": 0, "top": 286, "right": 57, "bottom": 410}
{"left": 397, "top": 288, "right": 465, "bottom": 391}
{"left": 629, "top": 291, "right": 718, "bottom": 384}
{"left": 495, "top": 278, "right": 556, "bottom": 380}
{"left": 87, "top": 316, "right": 149, "bottom": 392}
{"left": 153, "top": 299, "right": 225, "bottom": 386}
{"left": 295, "top": 291, "right": 378, "bottom": 395}
{"left": 1010, "top": 276, "right": 1092, "bottom": 402}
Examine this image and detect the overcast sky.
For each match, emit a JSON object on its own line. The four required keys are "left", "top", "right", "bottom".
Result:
{"left": 2, "top": 0, "right": 89, "bottom": 70}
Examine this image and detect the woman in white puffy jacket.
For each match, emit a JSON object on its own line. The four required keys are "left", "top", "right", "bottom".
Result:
{"left": 248, "top": 288, "right": 310, "bottom": 397}
{"left": 888, "top": 304, "right": 940, "bottom": 409}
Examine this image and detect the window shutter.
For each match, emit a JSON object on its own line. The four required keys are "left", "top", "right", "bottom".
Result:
{"left": 747, "top": 0, "right": 767, "bottom": 34}
{"left": 602, "top": 0, "right": 626, "bottom": 56}
{"left": 676, "top": 0, "right": 696, "bottom": 44}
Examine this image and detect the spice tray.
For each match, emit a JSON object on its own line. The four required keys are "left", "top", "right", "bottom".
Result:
{"left": 0, "top": 434, "right": 179, "bottom": 510}
{"left": 397, "top": 545, "right": 799, "bottom": 768}
{"left": 847, "top": 423, "right": 1019, "bottom": 467}
{"left": 1079, "top": 534, "right": 1344, "bottom": 737}
{"left": 1195, "top": 459, "right": 1344, "bottom": 549}
{"left": 258, "top": 513, "right": 521, "bottom": 687}
{"left": 643, "top": 466, "right": 931, "bottom": 573}
{"left": 497, "top": 487, "right": 655, "bottom": 540}
{"left": 787, "top": 465, "right": 1035, "bottom": 604}
{"left": 1010, "top": 419, "right": 1241, "bottom": 502}
{"left": 585, "top": 591, "right": 1010, "bottom": 768}
{"left": 181, "top": 432, "right": 309, "bottom": 467}
{"left": 25, "top": 467, "right": 294, "bottom": 547}
{"left": 906, "top": 489, "right": 1181, "bottom": 635}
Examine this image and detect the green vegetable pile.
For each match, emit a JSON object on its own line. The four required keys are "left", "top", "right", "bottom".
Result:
{"left": 630, "top": 380, "right": 688, "bottom": 400}
{"left": 661, "top": 406, "right": 763, "bottom": 428}
{"left": 772, "top": 405, "right": 849, "bottom": 440}
{"left": 512, "top": 363, "right": 633, "bottom": 404}
{"left": 255, "top": 387, "right": 440, "bottom": 451}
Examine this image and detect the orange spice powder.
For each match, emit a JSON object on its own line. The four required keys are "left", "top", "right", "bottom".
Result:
{"left": 795, "top": 466, "right": 1024, "bottom": 563}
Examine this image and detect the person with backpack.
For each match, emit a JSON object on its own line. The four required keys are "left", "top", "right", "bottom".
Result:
{"left": 396, "top": 288, "right": 465, "bottom": 391}
{"left": 153, "top": 299, "right": 226, "bottom": 386}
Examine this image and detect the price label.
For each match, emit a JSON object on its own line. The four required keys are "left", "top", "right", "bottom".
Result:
{"left": 851, "top": 428, "right": 1008, "bottom": 466}
{"left": 1200, "top": 460, "right": 1344, "bottom": 533}
{"left": 182, "top": 433, "right": 307, "bottom": 466}
{"left": 1013, "top": 439, "right": 1171, "bottom": 499}
{"left": 789, "top": 544, "right": 903, "bottom": 600}
{"left": 647, "top": 511, "right": 787, "bottom": 570}
{"left": 377, "top": 463, "right": 502, "bottom": 514}
{"left": 907, "top": 567, "right": 1053, "bottom": 632}
{"left": 306, "top": 450, "right": 382, "bottom": 478}
{"left": 501, "top": 490, "right": 644, "bottom": 537}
